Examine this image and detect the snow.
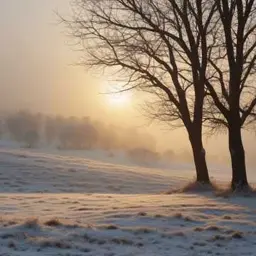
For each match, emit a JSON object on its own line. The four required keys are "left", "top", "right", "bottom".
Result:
{"left": 0, "top": 142, "right": 256, "bottom": 255}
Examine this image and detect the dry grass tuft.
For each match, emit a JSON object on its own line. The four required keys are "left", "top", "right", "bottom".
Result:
{"left": 194, "top": 227, "right": 204, "bottom": 232}
{"left": 204, "top": 225, "right": 222, "bottom": 231}
{"left": 153, "top": 214, "right": 168, "bottom": 218}
{"left": 137, "top": 212, "right": 147, "bottom": 217}
{"left": 215, "top": 185, "right": 256, "bottom": 198}
{"left": 99, "top": 224, "right": 119, "bottom": 230}
{"left": 44, "top": 218, "right": 62, "bottom": 227}
{"left": 223, "top": 215, "right": 232, "bottom": 220}
{"left": 172, "top": 212, "right": 194, "bottom": 222}
{"left": 209, "top": 234, "right": 227, "bottom": 242}
{"left": 133, "top": 227, "right": 156, "bottom": 234}
{"left": 165, "top": 180, "right": 222, "bottom": 194}
{"left": 231, "top": 231, "right": 243, "bottom": 239}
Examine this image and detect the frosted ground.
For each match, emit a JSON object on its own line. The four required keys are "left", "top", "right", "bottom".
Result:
{"left": 0, "top": 141, "right": 256, "bottom": 256}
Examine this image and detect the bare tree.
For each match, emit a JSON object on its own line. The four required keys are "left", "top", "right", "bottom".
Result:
{"left": 205, "top": 0, "right": 256, "bottom": 190}
{"left": 61, "top": 0, "right": 220, "bottom": 184}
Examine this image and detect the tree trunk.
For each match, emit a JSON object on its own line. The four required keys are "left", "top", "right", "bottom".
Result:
{"left": 228, "top": 124, "right": 248, "bottom": 190}
{"left": 189, "top": 132, "right": 210, "bottom": 184}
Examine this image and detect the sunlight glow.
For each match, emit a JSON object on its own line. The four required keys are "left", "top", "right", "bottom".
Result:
{"left": 104, "top": 82, "right": 132, "bottom": 107}
{"left": 107, "top": 92, "right": 131, "bottom": 106}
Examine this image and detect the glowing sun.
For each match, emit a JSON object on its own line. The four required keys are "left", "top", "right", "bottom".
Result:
{"left": 107, "top": 92, "right": 131, "bottom": 106}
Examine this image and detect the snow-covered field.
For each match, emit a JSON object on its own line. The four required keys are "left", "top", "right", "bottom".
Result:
{"left": 0, "top": 143, "right": 256, "bottom": 256}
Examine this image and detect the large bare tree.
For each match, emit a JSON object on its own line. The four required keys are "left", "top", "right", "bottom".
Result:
{"left": 62, "top": 0, "right": 220, "bottom": 184}
{"left": 205, "top": 0, "right": 256, "bottom": 190}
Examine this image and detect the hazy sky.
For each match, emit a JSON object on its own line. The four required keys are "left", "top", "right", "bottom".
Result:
{"left": 1, "top": 0, "right": 106, "bottom": 116}
{"left": 0, "top": 0, "right": 149, "bottom": 124}
{"left": 0, "top": 0, "right": 183, "bottom": 147}
{"left": 0, "top": 0, "right": 255, "bottom": 161}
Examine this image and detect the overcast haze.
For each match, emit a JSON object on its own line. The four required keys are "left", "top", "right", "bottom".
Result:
{"left": 0, "top": 0, "right": 255, "bottom": 163}
{"left": 1, "top": 0, "right": 103, "bottom": 116}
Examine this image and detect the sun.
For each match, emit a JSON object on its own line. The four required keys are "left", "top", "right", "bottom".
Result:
{"left": 107, "top": 92, "right": 131, "bottom": 107}
{"left": 103, "top": 82, "right": 132, "bottom": 107}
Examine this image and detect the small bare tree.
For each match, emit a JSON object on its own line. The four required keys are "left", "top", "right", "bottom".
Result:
{"left": 61, "top": 0, "right": 220, "bottom": 184}
{"left": 205, "top": 0, "right": 256, "bottom": 190}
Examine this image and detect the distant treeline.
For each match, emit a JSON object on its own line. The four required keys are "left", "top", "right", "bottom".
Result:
{"left": 0, "top": 111, "right": 182, "bottom": 165}
{"left": 0, "top": 111, "right": 156, "bottom": 150}
{"left": 1, "top": 111, "right": 245, "bottom": 167}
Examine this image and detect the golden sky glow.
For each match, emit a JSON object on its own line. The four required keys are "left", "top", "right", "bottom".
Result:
{"left": 1, "top": 0, "right": 256, "bottom": 160}
{"left": 103, "top": 82, "right": 133, "bottom": 108}
{"left": 107, "top": 92, "right": 131, "bottom": 107}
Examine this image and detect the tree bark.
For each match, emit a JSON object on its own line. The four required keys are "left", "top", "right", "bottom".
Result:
{"left": 189, "top": 131, "right": 210, "bottom": 184}
{"left": 228, "top": 124, "right": 248, "bottom": 190}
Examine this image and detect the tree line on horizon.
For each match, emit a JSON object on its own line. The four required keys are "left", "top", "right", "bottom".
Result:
{"left": 0, "top": 111, "right": 154, "bottom": 150}
{"left": 0, "top": 111, "right": 184, "bottom": 166}
{"left": 2, "top": 111, "right": 241, "bottom": 167}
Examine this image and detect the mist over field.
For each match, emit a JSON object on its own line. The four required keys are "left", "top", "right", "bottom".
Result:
{"left": 0, "top": 0, "right": 256, "bottom": 169}
{"left": 0, "top": 110, "right": 255, "bottom": 170}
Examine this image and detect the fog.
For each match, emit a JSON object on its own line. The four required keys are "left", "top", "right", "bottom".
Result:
{"left": 0, "top": 0, "right": 256, "bottom": 168}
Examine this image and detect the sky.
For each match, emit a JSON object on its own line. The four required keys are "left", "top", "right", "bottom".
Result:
{"left": 0, "top": 0, "right": 146, "bottom": 124}
{"left": 0, "top": 0, "right": 102, "bottom": 116}
{"left": 0, "top": 0, "right": 255, "bottom": 162}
